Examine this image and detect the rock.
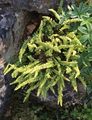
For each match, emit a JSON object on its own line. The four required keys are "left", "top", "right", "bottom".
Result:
{"left": 12, "top": 0, "right": 59, "bottom": 14}
{"left": 0, "top": 0, "right": 76, "bottom": 14}
{"left": 27, "top": 81, "right": 86, "bottom": 109}
{"left": 62, "top": 81, "right": 86, "bottom": 107}
{"left": 0, "top": 6, "right": 16, "bottom": 61}
{"left": 0, "top": 5, "right": 31, "bottom": 118}
{"left": 0, "top": 0, "right": 11, "bottom": 4}
{"left": 0, "top": 64, "right": 7, "bottom": 118}
{"left": 0, "top": 6, "right": 31, "bottom": 62}
{"left": 0, "top": 0, "right": 60, "bottom": 14}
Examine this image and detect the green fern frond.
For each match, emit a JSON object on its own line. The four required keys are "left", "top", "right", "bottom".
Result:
{"left": 19, "top": 40, "right": 28, "bottom": 62}
{"left": 49, "top": 9, "right": 61, "bottom": 21}
{"left": 4, "top": 7, "right": 87, "bottom": 107}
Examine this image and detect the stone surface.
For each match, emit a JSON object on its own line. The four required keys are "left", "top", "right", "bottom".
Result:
{"left": 0, "top": 0, "right": 76, "bottom": 14}
{"left": 0, "top": 0, "right": 11, "bottom": 4}
{"left": 0, "top": 0, "right": 60, "bottom": 14}
{"left": 0, "top": 5, "right": 31, "bottom": 118}
{"left": 0, "top": 6, "right": 16, "bottom": 61}
{"left": 12, "top": 0, "right": 59, "bottom": 14}
{"left": 30, "top": 82, "right": 86, "bottom": 108}
{"left": 14, "top": 0, "right": 76, "bottom": 13}
{"left": 0, "top": 6, "right": 31, "bottom": 61}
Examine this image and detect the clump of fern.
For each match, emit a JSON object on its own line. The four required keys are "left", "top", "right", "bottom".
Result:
{"left": 4, "top": 9, "right": 85, "bottom": 106}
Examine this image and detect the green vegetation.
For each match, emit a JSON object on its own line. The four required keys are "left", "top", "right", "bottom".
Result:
{"left": 12, "top": 102, "right": 92, "bottom": 120}
{"left": 4, "top": 2, "right": 92, "bottom": 108}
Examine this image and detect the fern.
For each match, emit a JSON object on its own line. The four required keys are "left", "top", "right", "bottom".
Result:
{"left": 4, "top": 8, "right": 86, "bottom": 106}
